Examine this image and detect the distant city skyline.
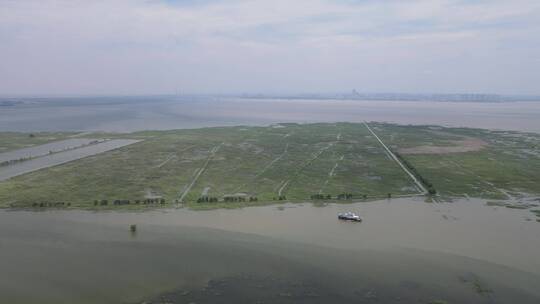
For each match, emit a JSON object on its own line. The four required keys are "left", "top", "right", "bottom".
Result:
{"left": 1, "top": 0, "right": 539, "bottom": 95}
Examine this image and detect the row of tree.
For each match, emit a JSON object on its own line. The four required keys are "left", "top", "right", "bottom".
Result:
{"left": 311, "top": 193, "right": 368, "bottom": 200}
{"left": 1, "top": 157, "right": 32, "bottom": 167}
{"left": 311, "top": 194, "right": 332, "bottom": 200}
{"left": 93, "top": 198, "right": 166, "bottom": 206}
{"left": 31, "top": 201, "right": 71, "bottom": 208}
{"left": 393, "top": 151, "right": 437, "bottom": 195}
{"left": 2, "top": 140, "right": 103, "bottom": 168}
{"left": 223, "top": 196, "right": 259, "bottom": 203}
{"left": 197, "top": 196, "right": 219, "bottom": 203}
{"left": 197, "top": 196, "right": 260, "bottom": 203}
{"left": 337, "top": 193, "right": 354, "bottom": 200}
{"left": 3, "top": 140, "right": 105, "bottom": 168}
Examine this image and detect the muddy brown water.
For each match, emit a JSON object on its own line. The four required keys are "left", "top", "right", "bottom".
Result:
{"left": 1, "top": 197, "right": 539, "bottom": 303}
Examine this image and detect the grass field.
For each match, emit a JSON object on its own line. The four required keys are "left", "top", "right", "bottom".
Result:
{"left": 0, "top": 122, "right": 539, "bottom": 209}
{"left": 373, "top": 123, "right": 540, "bottom": 200}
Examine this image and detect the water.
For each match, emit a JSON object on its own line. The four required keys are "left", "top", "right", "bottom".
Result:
{"left": 0, "top": 138, "right": 101, "bottom": 163}
{"left": 1, "top": 96, "right": 540, "bottom": 133}
{"left": 2, "top": 96, "right": 540, "bottom": 302}
{"left": 1, "top": 198, "right": 539, "bottom": 303}
{"left": 0, "top": 139, "right": 140, "bottom": 181}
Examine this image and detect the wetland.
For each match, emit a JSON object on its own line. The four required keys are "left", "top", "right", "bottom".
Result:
{"left": 1, "top": 97, "right": 540, "bottom": 303}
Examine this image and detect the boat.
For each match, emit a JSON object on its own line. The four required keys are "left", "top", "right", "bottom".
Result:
{"left": 338, "top": 211, "right": 362, "bottom": 222}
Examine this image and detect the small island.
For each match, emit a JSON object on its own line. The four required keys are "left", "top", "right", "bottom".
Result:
{"left": 0, "top": 122, "right": 539, "bottom": 210}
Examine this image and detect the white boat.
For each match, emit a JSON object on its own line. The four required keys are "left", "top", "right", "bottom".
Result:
{"left": 338, "top": 211, "right": 362, "bottom": 222}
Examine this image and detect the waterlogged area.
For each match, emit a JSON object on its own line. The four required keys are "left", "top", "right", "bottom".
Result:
{"left": 1, "top": 97, "right": 540, "bottom": 133}
{"left": 0, "top": 138, "right": 103, "bottom": 162}
{"left": 0, "top": 139, "right": 140, "bottom": 181}
{"left": 1, "top": 198, "right": 539, "bottom": 303}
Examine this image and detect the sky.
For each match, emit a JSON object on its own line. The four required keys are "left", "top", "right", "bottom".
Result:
{"left": 1, "top": 0, "right": 539, "bottom": 96}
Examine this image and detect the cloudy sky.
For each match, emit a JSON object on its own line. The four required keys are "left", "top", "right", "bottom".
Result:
{"left": 1, "top": 0, "right": 539, "bottom": 95}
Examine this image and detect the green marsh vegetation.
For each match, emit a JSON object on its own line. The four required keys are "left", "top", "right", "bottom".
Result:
{"left": 373, "top": 123, "right": 540, "bottom": 200}
{"left": 1, "top": 122, "right": 539, "bottom": 209}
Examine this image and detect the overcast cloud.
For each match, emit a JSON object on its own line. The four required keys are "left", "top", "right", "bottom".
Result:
{"left": 1, "top": 0, "right": 539, "bottom": 95}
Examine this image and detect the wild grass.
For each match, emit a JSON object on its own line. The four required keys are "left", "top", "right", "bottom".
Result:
{"left": 1, "top": 122, "right": 539, "bottom": 209}
{"left": 374, "top": 123, "right": 540, "bottom": 199}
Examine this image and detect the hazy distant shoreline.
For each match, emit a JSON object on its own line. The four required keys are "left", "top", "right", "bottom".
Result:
{"left": 2, "top": 92, "right": 540, "bottom": 104}
{"left": 1, "top": 96, "right": 540, "bottom": 133}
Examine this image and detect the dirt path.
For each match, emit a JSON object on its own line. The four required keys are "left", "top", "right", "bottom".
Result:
{"left": 447, "top": 159, "right": 509, "bottom": 199}
{"left": 363, "top": 122, "right": 427, "bottom": 195}
{"left": 178, "top": 143, "right": 222, "bottom": 203}
{"left": 278, "top": 132, "right": 339, "bottom": 197}
{"left": 156, "top": 145, "right": 195, "bottom": 168}
{"left": 201, "top": 187, "right": 211, "bottom": 196}
{"left": 256, "top": 143, "right": 289, "bottom": 179}
{"left": 318, "top": 155, "right": 343, "bottom": 194}
{"left": 157, "top": 154, "right": 175, "bottom": 168}
{"left": 277, "top": 180, "right": 290, "bottom": 197}
{"left": 232, "top": 143, "right": 290, "bottom": 194}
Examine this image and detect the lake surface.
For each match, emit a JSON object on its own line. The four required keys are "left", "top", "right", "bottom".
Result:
{"left": 1, "top": 198, "right": 539, "bottom": 303}
{"left": 2, "top": 96, "right": 540, "bottom": 303}
{"left": 1, "top": 96, "right": 540, "bottom": 133}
